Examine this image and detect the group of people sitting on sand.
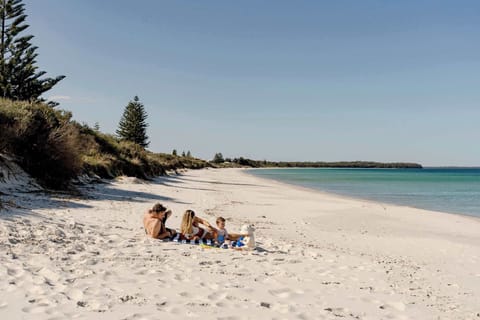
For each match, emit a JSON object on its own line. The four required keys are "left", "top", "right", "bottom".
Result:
{"left": 143, "top": 203, "right": 255, "bottom": 249}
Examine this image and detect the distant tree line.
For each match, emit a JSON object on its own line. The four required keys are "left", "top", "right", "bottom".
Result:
{"left": 211, "top": 155, "right": 422, "bottom": 169}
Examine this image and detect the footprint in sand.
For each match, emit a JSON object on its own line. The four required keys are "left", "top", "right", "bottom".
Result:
{"left": 199, "top": 282, "right": 220, "bottom": 290}
{"left": 7, "top": 266, "right": 25, "bottom": 278}
{"left": 0, "top": 265, "right": 7, "bottom": 278}
{"left": 26, "top": 284, "right": 47, "bottom": 297}
{"left": 65, "top": 288, "right": 84, "bottom": 301}
{"left": 379, "top": 301, "right": 406, "bottom": 311}
{"left": 120, "top": 313, "right": 151, "bottom": 320}
{"left": 324, "top": 307, "right": 349, "bottom": 318}
{"left": 21, "top": 305, "right": 49, "bottom": 314}
{"left": 269, "top": 288, "right": 293, "bottom": 299}
{"left": 174, "top": 274, "right": 189, "bottom": 282}
{"left": 295, "top": 312, "right": 316, "bottom": 320}
{"left": 272, "top": 302, "right": 296, "bottom": 314}
{"left": 164, "top": 306, "right": 182, "bottom": 314}
{"left": 133, "top": 267, "right": 149, "bottom": 276}
{"left": 43, "top": 317, "right": 65, "bottom": 320}
{"left": 38, "top": 267, "right": 61, "bottom": 284}
{"left": 207, "top": 291, "right": 228, "bottom": 301}
{"left": 316, "top": 270, "right": 331, "bottom": 277}
{"left": 99, "top": 269, "right": 117, "bottom": 281}
{"left": 87, "top": 300, "right": 110, "bottom": 312}
{"left": 178, "top": 291, "right": 190, "bottom": 298}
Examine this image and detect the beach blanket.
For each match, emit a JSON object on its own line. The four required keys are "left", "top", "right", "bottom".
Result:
{"left": 167, "top": 233, "right": 216, "bottom": 246}
{"left": 162, "top": 234, "right": 245, "bottom": 249}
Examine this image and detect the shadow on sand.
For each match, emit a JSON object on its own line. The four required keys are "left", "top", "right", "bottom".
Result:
{"left": 155, "top": 174, "right": 265, "bottom": 188}
{"left": 0, "top": 190, "right": 93, "bottom": 220}
{"left": 0, "top": 177, "right": 193, "bottom": 220}
{"left": 0, "top": 205, "right": 42, "bottom": 220}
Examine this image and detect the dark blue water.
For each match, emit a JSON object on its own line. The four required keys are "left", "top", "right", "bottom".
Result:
{"left": 248, "top": 168, "right": 480, "bottom": 217}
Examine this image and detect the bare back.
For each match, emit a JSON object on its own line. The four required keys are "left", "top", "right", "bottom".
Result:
{"left": 143, "top": 212, "right": 162, "bottom": 238}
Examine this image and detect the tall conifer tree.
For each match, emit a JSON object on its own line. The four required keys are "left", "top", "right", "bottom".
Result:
{"left": 0, "top": 0, "right": 65, "bottom": 101}
{"left": 212, "top": 153, "right": 224, "bottom": 163}
{"left": 116, "top": 96, "right": 149, "bottom": 148}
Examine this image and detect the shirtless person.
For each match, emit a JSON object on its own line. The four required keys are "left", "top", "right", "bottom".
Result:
{"left": 143, "top": 203, "right": 176, "bottom": 239}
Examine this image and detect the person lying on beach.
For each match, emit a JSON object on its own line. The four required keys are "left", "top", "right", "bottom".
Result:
{"left": 180, "top": 210, "right": 215, "bottom": 241}
{"left": 143, "top": 203, "right": 176, "bottom": 239}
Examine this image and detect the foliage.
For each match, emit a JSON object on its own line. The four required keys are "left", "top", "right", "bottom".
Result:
{"left": 0, "top": 99, "right": 81, "bottom": 188}
{"left": 226, "top": 157, "right": 422, "bottom": 169}
{"left": 0, "top": 99, "right": 211, "bottom": 189}
{"left": 0, "top": 0, "right": 64, "bottom": 102}
{"left": 116, "top": 96, "right": 149, "bottom": 148}
{"left": 80, "top": 126, "right": 211, "bottom": 179}
{"left": 212, "top": 153, "right": 224, "bottom": 164}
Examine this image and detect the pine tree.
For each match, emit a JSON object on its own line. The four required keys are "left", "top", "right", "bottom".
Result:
{"left": 186, "top": 150, "right": 191, "bottom": 158}
{"left": 116, "top": 96, "right": 149, "bottom": 148}
{"left": 181, "top": 151, "right": 186, "bottom": 157}
{"left": 0, "top": 0, "right": 64, "bottom": 101}
{"left": 172, "top": 149, "right": 177, "bottom": 156}
{"left": 212, "top": 153, "right": 224, "bottom": 164}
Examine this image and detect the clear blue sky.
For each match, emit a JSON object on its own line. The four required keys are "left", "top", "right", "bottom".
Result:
{"left": 25, "top": 0, "right": 480, "bottom": 166}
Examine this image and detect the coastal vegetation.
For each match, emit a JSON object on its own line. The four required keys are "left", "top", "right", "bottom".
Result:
{"left": 0, "top": 99, "right": 210, "bottom": 189}
{"left": 214, "top": 157, "right": 422, "bottom": 169}
{"left": 0, "top": 0, "right": 64, "bottom": 103}
{"left": 0, "top": 1, "right": 209, "bottom": 190}
{"left": 116, "top": 96, "right": 149, "bottom": 148}
{"left": 212, "top": 153, "right": 225, "bottom": 164}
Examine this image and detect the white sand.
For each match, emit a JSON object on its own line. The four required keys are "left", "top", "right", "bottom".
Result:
{"left": 0, "top": 168, "right": 479, "bottom": 319}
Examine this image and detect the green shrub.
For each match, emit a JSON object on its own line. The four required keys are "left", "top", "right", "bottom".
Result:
{"left": 0, "top": 99, "right": 211, "bottom": 189}
{"left": 0, "top": 100, "right": 82, "bottom": 189}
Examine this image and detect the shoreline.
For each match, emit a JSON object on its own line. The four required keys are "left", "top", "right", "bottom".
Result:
{"left": 244, "top": 167, "right": 480, "bottom": 221}
{"left": 1, "top": 168, "right": 479, "bottom": 319}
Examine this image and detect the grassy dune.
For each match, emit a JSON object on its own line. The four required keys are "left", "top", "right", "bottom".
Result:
{"left": 0, "top": 99, "right": 210, "bottom": 189}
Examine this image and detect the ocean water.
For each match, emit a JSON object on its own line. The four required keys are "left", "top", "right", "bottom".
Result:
{"left": 248, "top": 168, "right": 480, "bottom": 218}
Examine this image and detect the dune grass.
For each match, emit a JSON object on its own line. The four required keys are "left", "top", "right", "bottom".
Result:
{"left": 0, "top": 99, "right": 210, "bottom": 189}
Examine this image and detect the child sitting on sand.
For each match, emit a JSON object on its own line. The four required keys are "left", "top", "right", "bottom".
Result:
{"left": 212, "top": 217, "right": 250, "bottom": 248}
{"left": 215, "top": 216, "right": 231, "bottom": 248}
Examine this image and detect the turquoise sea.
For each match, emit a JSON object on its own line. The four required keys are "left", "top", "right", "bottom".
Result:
{"left": 248, "top": 168, "right": 480, "bottom": 218}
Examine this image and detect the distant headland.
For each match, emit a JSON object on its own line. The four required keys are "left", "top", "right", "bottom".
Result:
{"left": 213, "top": 156, "right": 423, "bottom": 169}
{"left": 217, "top": 157, "right": 423, "bottom": 169}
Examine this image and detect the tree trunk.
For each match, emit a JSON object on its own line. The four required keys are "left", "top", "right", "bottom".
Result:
{"left": 1, "top": 1, "right": 5, "bottom": 97}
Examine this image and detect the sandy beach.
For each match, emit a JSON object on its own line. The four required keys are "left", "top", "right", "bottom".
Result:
{"left": 1, "top": 168, "right": 479, "bottom": 320}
